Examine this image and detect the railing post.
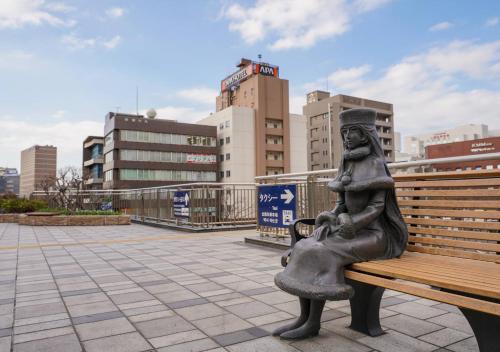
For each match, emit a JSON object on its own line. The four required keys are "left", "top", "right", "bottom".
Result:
{"left": 156, "top": 188, "right": 160, "bottom": 223}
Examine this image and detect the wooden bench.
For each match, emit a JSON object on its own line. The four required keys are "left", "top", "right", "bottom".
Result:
{"left": 288, "top": 169, "right": 500, "bottom": 352}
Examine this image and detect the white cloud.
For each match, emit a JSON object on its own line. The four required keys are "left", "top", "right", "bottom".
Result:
{"left": 485, "top": 17, "right": 499, "bottom": 27}
{"left": 303, "top": 40, "right": 500, "bottom": 140}
{"left": 222, "top": 0, "right": 390, "bottom": 50}
{"left": 0, "top": 50, "right": 34, "bottom": 69}
{"left": 102, "top": 35, "right": 122, "bottom": 49}
{"left": 0, "top": 116, "right": 102, "bottom": 170}
{"left": 429, "top": 21, "right": 453, "bottom": 31}
{"left": 0, "top": 0, "right": 76, "bottom": 29}
{"left": 105, "top": 7, "right": 125, "bottom": 19}
{"left": 176, "top": 87, "right": 218, "bottom": 105}
{"left": 62, "top": 33, "right": 122, "bottom": 50}
{"left": 51, "top": 110, "right": 66, "bottom": 119}
{"left": 44, "top": 2, "right": 75, "bottom": 13}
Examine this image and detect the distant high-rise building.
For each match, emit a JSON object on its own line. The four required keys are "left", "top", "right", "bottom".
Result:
{"left": 82, "top": 136, "right": 104, "bottom": 189}
{"left": 19, "top": 145, "right": 57, "bottom": 198}
{"left": 0, "top": 168, "right": 20, "bottom": 195}
{"left": 215, "top": 58, "right": 291, "bottom": 176}
{"left": 304, "top": 91, "right": 395, "bottom": 171}
{"left": 403, "top": 124, "right": 489, "bottom": 158}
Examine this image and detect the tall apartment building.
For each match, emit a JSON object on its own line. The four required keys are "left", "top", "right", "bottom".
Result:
{"left": 19, "top": 145, "right": 57, "bottom": 197}
{"left": 215, "top": 58, "right": 290, "bottom": 176}
{"left": 103, "top": 112, "right": 218, "bottom": 189}
{"left": 198, "top": 108, "right": 307, "bottom": 183}
{"left": 0, "top": 168, "right": 20, "bottom": 195}
{"left": 404, "top": 124, "right": 489, "bottom": 158}
{"left": 82, "top": 136, "right": 104, "bottom": 189}
{"left": 304, "top": 91, "right": 395, "bottom": 170}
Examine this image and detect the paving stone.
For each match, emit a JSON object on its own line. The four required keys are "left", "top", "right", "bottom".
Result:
{"left": 155, "top": 289, "right": 200, "bottom": 304}
{"left": 292, "top": 331, "right": 371, "bottom": 352}
{"left": 247, "top": 311, "right": 294, "bottom": 326}
{"left": 419, "top": 327, "right": 471, "bottom": 347}
{"left": 427, "top": 313, "right": 473, "bottom": 335}
{"left": 122, "top": 304, "right": 170, "bottom": 317}
{"left": 110, "top": 291, "right": 155, "bottom": 305}
{"left": 12, "top": 333, "right": 81, "bottom": 352}
{"left": 156, "top": 337, "right": 219, "bottom": 352}
{"left": 63, "top": 292, "right": 108, "bottom": 306}
{"left": 226, "top": 301, "right": 278, "bottom": 319}
{"left": 60, "top": 288, "right": 102, "bottom": 297}
{"left": 175, "top": 303, "right": 226, "bottom": 320}
{"left": 129, "top": 310, "right": 175, "bottom": 323}
{"left": 386, "top": 301, "right": 447, "bottom": 319}
{"left": 14, "top": 326, "right": 74, "bottom": 344}
{"left": 75, "top": 317, "right": 135, "bottom": 340}
{"left": 357, "top": 329, "right": 437, "bottom": 352}
{"left": 240, "top": 287, "right": 277, "bottom": 296}
{"left": 135, "top": 315, "right": 194, "bottom": 338}
{"left": 252, "top": 291, "right": 296, "bottom": 305}
{"left": 149, "top": 329, "right": 206, "bottom": 349}
{"left": 320, "top": 309, "right": 346, "bottom": 322}
{"left": 321, "top": 316, "right": 371, "bottom": 341}
{"left": 72, "top": 310, "right": 124, "bottom": 325}
{"left": 212, "top": 329, "right": 258, "bottom": 347}
{"left": 0, "top": 328, "right": 11, "bottom": 338}
{"left": 381, "top": 314, "right": 443, "bottom": 337}
{"left": 226, "top": 336, "right": 301, "bottom": 352}
{"left": 0, "top": 336, "right": 10, "bottom": 352}
{"left": 192, "top": 314, "right": 253, "bottom": 336}
{"left": 15, "top": 302, "right": 67, "bottom": 319}
{"left": 67, "top": 301, "right": 118, "bottom": 317}
{"left": 83, "top": 332, "right": 152, "bottom": 352}
{"left": 446, "top": 337, "right": 479, "bottom": 352}
{"left": 0, "top": 315, "right": 13, "bottom": 330}
{"left": 15, "top": 313, "right": 69, "bottom": 327}
{"left": 167, "top": 298, "right": 209, "bottom": 309}
{"left": 14, "top": 319, "right": 71, "bottom": 335}
{"left": 380, "top": 296, "right": 407, "bottom": 307}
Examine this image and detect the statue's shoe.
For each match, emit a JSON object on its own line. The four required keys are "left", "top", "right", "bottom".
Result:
{"left": 271, "top": 317, "right": 307, "bottom": 336}
{"left": 279, "top": 322, "right": 320, "bottom": 340}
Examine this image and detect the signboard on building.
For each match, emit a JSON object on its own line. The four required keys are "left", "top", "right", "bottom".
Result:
{"left": 173, "top": 191, "right": 190, "bottom": 218}
{"left": 186, "top": 154, "right": 217, "bottom": 164}
{"left": 221, "top": 65, "right": 253, "bottom": 92}
{"left": 470, "top": 142, "right": 495, "bottom": 153}
{"left": 258, "top": 185, "right": 296, "bottom": 228}
{"left": 253, "top": 63, "right": 279, "bottom": 77}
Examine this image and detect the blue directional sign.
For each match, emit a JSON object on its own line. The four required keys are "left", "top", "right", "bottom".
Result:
{"left": 173, "top": 191, "right": 190, "bottom": 218}
{"left": 258, "top": 185, "right": 296, "bottom": 228}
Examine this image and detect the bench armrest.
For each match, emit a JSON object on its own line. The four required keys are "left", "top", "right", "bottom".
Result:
{"left": 281, "top": 218, "right": 315, "bottom": 267}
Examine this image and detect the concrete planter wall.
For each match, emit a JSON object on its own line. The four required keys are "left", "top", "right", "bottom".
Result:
{"left": 1, "top": 214, "right": 130, "bottom": 226}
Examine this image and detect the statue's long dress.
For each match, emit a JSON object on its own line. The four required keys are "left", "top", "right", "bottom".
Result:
{"left": 274, "top": 154, "right": 408, "bottom": 301}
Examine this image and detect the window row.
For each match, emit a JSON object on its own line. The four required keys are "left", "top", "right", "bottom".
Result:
{"left": 120, "top": 130, "right": 216, "bottom": 146}
{"left": 120, "top": 169, "right": 217, "bottom": 182}
{"left": 120, "top": 150, "right": 216, "bottom": 164}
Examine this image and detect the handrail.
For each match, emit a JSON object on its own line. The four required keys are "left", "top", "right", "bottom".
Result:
{"left": 255, "top": 152, "right": 500, "bottom": 181}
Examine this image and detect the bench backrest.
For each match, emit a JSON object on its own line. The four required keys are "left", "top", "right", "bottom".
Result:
{"left": 394, "top": 169, "right": 500, "bottom": 263}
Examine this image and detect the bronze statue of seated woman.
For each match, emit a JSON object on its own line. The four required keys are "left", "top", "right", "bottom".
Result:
{"left": 274, "top": 108, "right": 408, "bottom": 340}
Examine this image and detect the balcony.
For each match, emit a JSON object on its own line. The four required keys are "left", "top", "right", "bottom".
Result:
{"left": 85, "top": 178, "right": 103, "bottom": 185}
{"left": 83, "top": 157, "right": 104, "bottom": 167}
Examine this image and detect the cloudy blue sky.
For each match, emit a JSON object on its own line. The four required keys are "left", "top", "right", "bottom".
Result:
{"left": 1, "top": 0, "right": 499, "bottom": 169}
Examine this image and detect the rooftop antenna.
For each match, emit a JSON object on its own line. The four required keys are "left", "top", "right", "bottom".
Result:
{"left": 326, "top": 76, "right": 329, "bottom": 93}
{"left": 257, "top": 54, "right": 262, "bottom": 63}
{"left": 136, "top": 86, "right": 139, "bottom": 116}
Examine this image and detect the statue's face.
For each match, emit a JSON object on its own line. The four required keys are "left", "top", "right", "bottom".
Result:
{"left": 342, "top": 126, "right": 365, "bottom": 150}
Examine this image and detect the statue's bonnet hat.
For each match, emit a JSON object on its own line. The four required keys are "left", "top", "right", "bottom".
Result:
{"left": 339, "top": 108, "right": 376, "bottom": 128}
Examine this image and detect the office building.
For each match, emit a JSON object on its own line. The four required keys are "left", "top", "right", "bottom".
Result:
{"left": 198, "top": 108, "right": 307, "bottom": 183}
{"left": 103, "top": 112, "right": 218, "bottom": 189}
{"left": 19, "top": 145, "right": 57, "bottom": 198}
{"left": 426, "top": 136, "right": 500, "bottom": 171}
{"left": 404, "top": 124, "right": 489, "bottom": 158}
{"left": 304, "top": 91, "right": 395, "bottom": 170}
{"left": 215, "top": 58, "right": 291, "bottom": 176}
{"left": 82, "top": 136, "right": 104, "bottom": 189}
{"left": 0, "top": 168, "right": 20, "bottom": 195}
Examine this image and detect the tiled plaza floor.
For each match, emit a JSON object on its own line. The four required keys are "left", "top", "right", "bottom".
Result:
{"left": 0, "top": 223, "right": 478, "bottom": 352}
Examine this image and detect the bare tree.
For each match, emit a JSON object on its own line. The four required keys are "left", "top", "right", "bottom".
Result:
{"left": 39, "top": 167, "right": 88, "bottom": 213}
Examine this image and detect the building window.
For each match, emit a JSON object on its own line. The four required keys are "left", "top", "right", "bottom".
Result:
{"left": 225, "top": 136, "right": 230, "bottom": 144}
{"left": 120, "top": 150, "right": 216, "bottom": 164}
{"left": 225, "top": 153, "right": 230, "bottom": 160}
{"left": 120, "top": 130, "right": 216, "bottom": 147}
{"left": 219, "top": 122, "right": 224, "bottom": 130}
{"left": 104, "top": 170, "right": 113, "bottom": 181}
{"left": 104, "top": 152, "right": 113, "bottom": 163}
{"left": 226, "top": 170, "right": 230, "bottom": 177}
{"left": 225, "top": 120, "right": 230, "bottom": 128}
{"left": 220, "top": 154, "right": 224, "bottom": 162}
{"left": 104, "top": 132, "right": 113, "bottom": 145}
{"left": 220, "top": 171, "right": 224, "bottom": 179}
{"left": 219, "top": 138, "right": 224, "bottom": 146}
{"left": 120, "top": 169, "right": 217, "bottom": 182}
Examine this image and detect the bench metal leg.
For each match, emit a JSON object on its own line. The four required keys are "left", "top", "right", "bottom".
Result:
{"left": 458, "top": 308, "right": 500, "bottom": 352}
{"left": 346, "top": 279, "right": 385, "bottom": 337}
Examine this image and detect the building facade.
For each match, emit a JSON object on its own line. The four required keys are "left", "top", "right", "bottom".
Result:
{"left": 103, "top": 113, "right": 218, "bottom": 189}
{"left": 19, "top": 145, "right": 57, "bottom": 198}
{"left": 198, "top": 108, "right": 307, "bottom": 183}
{"left": 0, "top": 168, "right": 20, "bottom": 195}
{"left": 304, "top": 91, "right": 395, "bottom": 171}
{"left": 215, "top": 58, "right": 291, "bottom": 176}
{"left": 425, "top": 136, "right": 500, "bottom": 171}
{"left": 82, "top": 136, "right": 104, "bottom": 189}
{"left": 404, "top": 124, "right": 489, "bottom": 158}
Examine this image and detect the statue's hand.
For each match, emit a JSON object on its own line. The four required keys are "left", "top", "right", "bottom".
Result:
{"left": 313, "top": 224, "right": 330, "bottom": 241}
{"left": 337, "top": 213, "right": 355, "bottom": 239}
{"left": 315, "top": 211, "right": 337, "bottom": 229}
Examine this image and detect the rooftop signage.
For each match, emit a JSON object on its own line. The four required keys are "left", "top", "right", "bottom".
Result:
{"left": 254, "top": 63, "right": 279, "bottom": 77}
{"left": 221, "top": 65, "right": 253, "bottom": 92}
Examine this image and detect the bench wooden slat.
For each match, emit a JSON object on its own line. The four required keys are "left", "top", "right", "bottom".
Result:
{"left": 407, "top": 226, "right": 498, "bottom": 241}
{"left": 393, "top": 169, "right": 500, "bottom": 181}
{"left": 345, "top": 270, "right": 500, "bottom": 316}
{"left": 396, "top": 189, "right": 500, "bottom": 197}
{"left": 403, "top": 217, "right": 500, "bottom": 231}
{"left": 398, "top": 199, "right": 500, "bottom": 209}
{"left": 401, "top": 208, "right": 500, "bottom": 219}
{"left": 408, "top": 235, "right": 500, "bottom": 252}
{"left": 407, "top": 245, "right": 499, "bottom": 263}
{"left": 396, "top": 178, "right": 500, "bottom": 188}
